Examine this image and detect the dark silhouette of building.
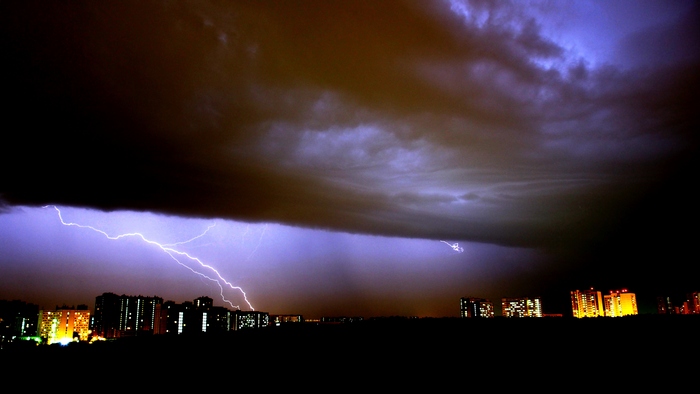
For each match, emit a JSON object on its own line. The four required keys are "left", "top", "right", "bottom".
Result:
{"left": 0, "top": 299, "right": 39, "bottom": 340}
{"left": 657, "top": 296, "right": 673, "bottom": 314}
{"left": 460, "top": 297, "right": 494, "bottom": 318}
{"left": 192, "top": 296, "right": 233, "bottom": 334}
{"left": 93, "top": 292, "right": 163, "bottom": 338}
{"left": 158, "top": 297, "right": 235, "bottom": 335}
{"left": 658, "top": 292, "right": 700, "bottom": 315}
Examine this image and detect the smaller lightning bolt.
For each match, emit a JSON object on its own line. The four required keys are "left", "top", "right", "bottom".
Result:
{"left": 46, "top": 206, "right": 254, "bottom": 310}
{"left": 162, "top": 223, "right": 216, "bottom": 247}
{"left": 246, "top": 224, "right": 267, "bottom": 262}
{"left": 441, "top": 240, "right": 464, "bottom": 253}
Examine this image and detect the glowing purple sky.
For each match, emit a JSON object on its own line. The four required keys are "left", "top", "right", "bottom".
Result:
{"left": 1, "top": 1, "right": 697, "bottom": 317}
{"left": 0, "top": 205, "right": 546, "bottom": 317}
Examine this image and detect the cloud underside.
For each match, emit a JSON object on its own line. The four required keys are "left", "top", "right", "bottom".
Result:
{"left": 1, "top": 1, "right": 698, "bottom": 251}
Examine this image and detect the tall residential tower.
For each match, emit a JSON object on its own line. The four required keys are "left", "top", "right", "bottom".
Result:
{"left": 604, "top": 290, "right": 638, "bottom": 317}
{"left": 571, "top": 288, "right": 604, "bottom": 318}
{"left": 502, "top": 297, "right": 542, "bottom": 317}
{"left": 460, "top": 297, "right": 494, "bottom": 318}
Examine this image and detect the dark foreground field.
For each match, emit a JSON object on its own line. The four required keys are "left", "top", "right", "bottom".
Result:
{"left": 2, "top": 315, "right": 697, "bottom": 384}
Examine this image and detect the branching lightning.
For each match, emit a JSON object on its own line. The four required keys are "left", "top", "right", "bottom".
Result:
{"left": 46, "top": 206, "right": 254, "bottom": 310}
{"left": 441, "top": 240, "right": 464, "bottom": 253}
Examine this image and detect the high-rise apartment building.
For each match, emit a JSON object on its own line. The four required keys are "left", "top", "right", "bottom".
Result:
{"left": 192, "top": 296, "right": 232, "bottom": 334}
{"left": 460, "top": 297, "right": 494, "bottom": 318}
{"left": 657, "top": 296, "right": 674, "bottom": 314}
{"left": 571, "top": 288, "right": 604, "bottom": 318}
{"left": 233, "top": 310, "right": 269, "bottom": 330}
{"left": 502, "top": 297, "right": 542, "bottom": 317}
{"left": 38, "top": 307, "right": 90, "bottom": 345}
{"left": 159, "top": 300, "right": 189, "bottom": 335}
{"left": 657, "top": 292, "right": 700, "bottom": 315}
{"left": 0, "top": 299, "right": 39, "bottom": 338}
{"left": 604, "top": 289, "right": 638, "bottom": 317}
{"left": 93, "top": 292, "right": 163, "bottom": 338}
{"left": 689, "top": 292, "right": 700, "bottom": 314}
{"left": 154, "top": 297, "right": 234, "bottom": 335}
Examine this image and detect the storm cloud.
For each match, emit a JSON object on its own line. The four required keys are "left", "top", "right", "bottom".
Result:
{"left": 2, "top": 0, "right": 698, "bottom": 257}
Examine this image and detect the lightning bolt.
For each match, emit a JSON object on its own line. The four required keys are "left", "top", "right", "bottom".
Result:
{"left": 246, "top": 224, "right": 267, "bottom": 262}
{"left": 441, "top": 240, "right": 464, "bottom": 253}
{"left": 46, "top": 205, "right": 254, "bottom": 310}
{"left": 162, "top": 224, "right": 216, "bottom": 247}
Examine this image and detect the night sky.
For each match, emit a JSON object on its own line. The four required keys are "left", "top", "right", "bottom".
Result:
{"left": 1, "top": 1, "right": 698, "bottom": 318}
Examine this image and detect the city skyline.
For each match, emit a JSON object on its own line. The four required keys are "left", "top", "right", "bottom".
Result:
{"left": 3, "top": 282, "right": 694, "bottom": 320}
{"left": 1, "top": 1, "right": 698, "bottom": 319}
{"left": 2, "top": 287, "right": 699, "bottom": 346}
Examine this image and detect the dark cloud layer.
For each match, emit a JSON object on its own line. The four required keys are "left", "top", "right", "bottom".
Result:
{"left": 1, "top": 0, "right": 698, "bottom": 290}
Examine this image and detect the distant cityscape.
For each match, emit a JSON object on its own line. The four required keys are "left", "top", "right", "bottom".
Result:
{"left": 461, "top": 287, "right": 700, "bottom": 318}
{"left": 1, "top": 287, "right": 699, "bottom": 347}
